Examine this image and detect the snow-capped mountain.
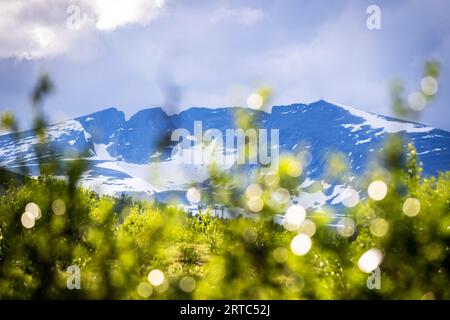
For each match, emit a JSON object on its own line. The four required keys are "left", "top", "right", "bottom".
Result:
{"left": 1, "top": 100, "right": 449, "bottom": 211}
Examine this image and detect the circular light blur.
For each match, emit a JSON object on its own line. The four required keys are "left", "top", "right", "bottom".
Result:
{"left": 186, "top": 188, "right": 201, "bottom": 204}
{"left": 283, "top": 205, "right": 306, "bottom": 231}
{"left": 137, "top": 282, "right": 153, "bottom": 297}
{"left": 273, "top": 188, "right": 290, "bottom": 204}
{"left": 342, "top": 188, "right": 360, "bottom": 208}
{"left": 25, "top": 202, "right": 41, "bottom": 219}
{"left": 298, "top": 219, "right": 316, "bottom": 237}
{"left": 402, "top": 197, "right": 421, "bottom": 217}
{"left": 264, "top": 174, "right": 279, "bottom": 186}
{"left": 368, "top": 181, "right": 388, "bottom": 201}
{"left": 337, "top": 217, "right": 356, "bottom": 238}
{"left": 358, "top": 248, "right": 383, "bottom": 273}
{"left": 370, "top": 218, "right": 389, "bottom": 237}
{"left": 272, "top": 247, "right": 289, "bottom": 263}
{"left": 285, "top": 274, "right": 305, "bottom": 292}
{"left": 179, "top": 276, "right": 196, "bottom": 293}
{"left": 154, "top": 280, "right": 169, "bottom": 293}
{"left": 287, "top": 160, "right": 302, "bottom": 177}
{"left": 421, "top": 76, "right": 438, "bottom": 96}
{"left": 21, "top": 211, "right": 35, "bottom": 229}
{"left": 408, "top": 92, "right": 427, "bottom": 111}
{"left": 52, "top": 199, "right": 66, "bottom": 215}
{"left": 247, "top": 93, "right": 263, "bottom": 109}
{"left": 421, "top": 292, "right": 436, "bottom": 300}
{"left": 147, "top": 269, "right": 165, "bottom": 286}
{"left": 245, "top": 184, "right": 263, "bottom": 199}
{"left": 290, "top": 234, "right": 312, "bottom": 256}
{"left": 247, "top": 197, "right": 264, "bottom": 212}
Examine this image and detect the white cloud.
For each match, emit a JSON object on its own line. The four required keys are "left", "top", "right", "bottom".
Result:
{"left": 0, "top": 0, "right": 166, "bottom": 59}
{"left": 89, "top": 0, "right": 165, "bottom": 31}
{"left": 209, "top": 7, "right": 265, "bottom": 26}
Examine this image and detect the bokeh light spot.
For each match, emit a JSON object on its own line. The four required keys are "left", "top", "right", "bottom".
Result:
{"left": 358, "top": 248, "right": 383, "bottom": 273}
{"left": 154, "top": 280, "right": 169, "bottom": 293}
{"left": 298, "top": 219, "right": 316, "bottom": 237}
{"left": 287, "top": 160, "right": 303, "bottom": 177}
{"left": 290, "top": 233, "right": 312, "bottom": 256}
{"left": 272, "top": 247, "right": 289, "bottom": 263}
{"left": 147, "top": 269, "right": 165, "bottom": 286}
{"left": 186, "top": 188, "right": 201, "bottom": 204}
{"left": 421, "top": 76, "right": 438, "bottom": 96}
{"left": 421, "top": 292, "right": 435, "bottom": 300}
{"left": 370, "top": 218, "right": 389, "bottom": 237}
{"left": 247, "top": 93, "right": 263, "bottom": 109}
{"left": 283, "top": 205, "right": 306, "bottom": 231}
{"left": 402, "top": 197, "right": 421, "bottom": 217}
{"left": 52, "top": 199, "right": 66, "bottom": 215}
{"left": 408, "top": 92, "right": 427, "bottom": 111}
{"left": 179, "top": 276, "right": 196, "bottom": 293}
{"left": 337, "top": 217, "right": 356, "bottom": 238}
{"left": 137, "top": 282, "right": 153, "bottom": 298}
{"left": 247, "top": 197, "right": 264, "bottom": 212}
{"left": 272, "top": 188, "right": 290, "bottom": 204}
{"left": 25, "top": 202, "right": 41, "bottom": 219}
{"left": 245, "top": 184, "right": 263, "bottom": 199}
{"left": 21, "top": 212, "right": 35, "bottom": 229}
{"left": 368, "top": 181, "right": 388, "bottom": 201}
{"left": 264, "top": 174, "right": 279, "bottom": 187}
{"left": 342, "top": 189, "right": 359, "bottom": 208}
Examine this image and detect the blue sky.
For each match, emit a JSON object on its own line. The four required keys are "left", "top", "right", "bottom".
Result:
{"left": 0, "top": 0, "right": 449, "bottom": 130}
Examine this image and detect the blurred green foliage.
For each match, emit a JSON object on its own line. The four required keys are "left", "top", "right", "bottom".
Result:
{"left": 0, "top": 153, "right": 449, "bottom": 299}
{"left": 0, "top": 67, "right": 449, "bottom": 300}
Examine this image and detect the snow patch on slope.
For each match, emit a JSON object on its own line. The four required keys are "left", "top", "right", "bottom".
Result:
{"left": 0, "top": 120, "right": 85, "bottom": 165}
{"left": 80, "top": 170, "right": 158, "bottom": 196}
{"left": 328, "top": 100, "right": 433, "bottom": 134}
{"left": 47, "top": 120, "right": 84, "bottom": 139}
{"left": 92, "top": 143, "right": 116, "bottom": 161}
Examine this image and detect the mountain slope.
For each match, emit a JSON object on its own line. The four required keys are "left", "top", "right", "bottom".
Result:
{"left": 1, "top": 100, "right": 449, "bottom": 209}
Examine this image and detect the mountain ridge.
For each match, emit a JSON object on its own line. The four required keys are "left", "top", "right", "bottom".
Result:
{"left": 1, "top": 100, "right": 449, "bottom": 210}
{"left": 70, "top": 99, "right": 438, "bottom": 131}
